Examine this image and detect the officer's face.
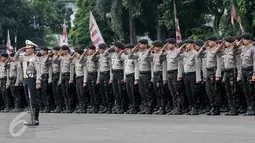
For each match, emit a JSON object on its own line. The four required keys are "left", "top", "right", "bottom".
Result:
{"left": 194, "top": 45, "right": 200, "bottom": 51}
{"left": 62, "top": 50, "right": 68, "bottom": 55}
{"left": 115, "top": 47, "right": 121, "bottom": 52}
{"left": 153, "top": 47, "right": 161, "bottom": 52}
{"left": 139, "top": 44, "right": 147, "bottom": 50}
{"left": 40, "top": 50, "right": 47, "bottom": 56}
{"left": 167, "top": 44, "right": 175, "bottom": 50}
{"left": 99, "top": 49, "right": 105, "bottom": 54}
{"left": 243, "top": 39, "right": 251, "bottom": 45}
{"left": 125, "top": 48, "right": 131, "bottom": 54}
{"left": 53, "top": 50, "right": 59, "bottom": 55}
{"left": 208, "top": 41, "right": 216, "bottom": 48}
{"left": 186, "top": 44, "right": 193, "bottom": 51}
{"left": 25, "top": 48, "right": 34, "bottom": 55}
{"left": 224, "top": 42, "right": 232, "bottom": 47}
{"left": 87, "top": 49, "right": 95, "bottom": 55}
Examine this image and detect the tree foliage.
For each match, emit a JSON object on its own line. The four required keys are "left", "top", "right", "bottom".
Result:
{"left": 0, "top": 0, "right": 72, "bottom": 49}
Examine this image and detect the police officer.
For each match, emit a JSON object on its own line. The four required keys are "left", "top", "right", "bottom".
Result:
{"left": 14, "top": 40, "right": 41, "bottom": 126}
{"left": 198, "top": 36, "right": 222, "bottom": 115}
{"left": 71, "top": 48, "right": 87, "bottom": 113}
{"left": 179, "top": 39, "right": 202, "bottom": 115}
{"left": 111, "top": 43, "right": 126, "bottom": 114}
{"left": 97, "top": 43, "right": 113, "bottom": 114}
{"left": 6, "top": 52, "right": 23, "bottom": 112}
{"left": 151, "top": 40, "right": 167, "bottom": 115}
{"left": 130, "top": 39, "right": 154, "bottom": 114}
{"left": 124, "top": 44, "right": 139, "bottom": 114}
{"left": 165, "top": 38, "right": 185, "bottom": 115}
{"left": 218, "top": 36, "right": 241, "bottom": 115}
{"left": 81, "top": 45, "right": 100, "bottom": 113}
{"left": 38, "top": 47, "right": 52, "bottom": 113}
{"left": 57, "top": 45, "right": 75, "bottom": 113}
{"left": 237, "top": 33, "right": 255, "bottom": 116}
{"left": 0, "top": 53, "right": 11, "bottom": 112}
{"left": 51, "top": 46, "right": 63, "bottom": 113}
{"left": 194, "top": 40, "right": 211, "bottom": 113}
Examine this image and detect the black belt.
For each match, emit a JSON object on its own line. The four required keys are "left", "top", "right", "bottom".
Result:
{"left": 88, "top": 72, "right": 97, "bottom": 76}
{"left": 184, "top": 72, "right": 195, "bottom": 76}
{"left": 53, "top": 72, "right": 60, "bottom": 76}
{"left": 242, "top": 66, "right": 253, "bottom": 71}
{"left": 9, "top": 77, "right": 16, "bottom": 80}
{"left": 42, "top": 73, "right": 49, "bottom": 77}
{"left": 112, "top": 69, "right": 123, "bottom": 73}
{"left": 154, "top": 71, "right": 162, "bottom": 76}
{"left": 0, "top": 77, "right": 7, "bottom": 80}
{"left": 167, "top": 69, "right": 178, "bottom": 74}
{"left": 100, "top": 71, "right": 110, "bottom": 75}
{"left": 206, "top": 67, "right": 216, "bottom": 71}
{"left": 76, "top": 76, "right": 83, "bottom": 79}
{"left": 126, "top": 73, "right": 134, "bottom": 77}
{"left": 139, "top": 71, "right": 151, "bottom": 75}
{"left": 224, "top": 68, "right": 235, "bottom": 72}
{"left": 62, "top": 73, "right": 70, "bottom": 76}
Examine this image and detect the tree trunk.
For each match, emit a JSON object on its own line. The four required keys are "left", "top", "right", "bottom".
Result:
{"left": 157, "top": 25, "right": 162, "bottom": 40}
{"left": 129, "top": 10, "right": 136, "bottom": 44}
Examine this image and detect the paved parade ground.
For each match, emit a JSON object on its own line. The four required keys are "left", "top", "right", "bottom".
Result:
{"left": 0, "top": 113, "right": 255, "bottom": 143}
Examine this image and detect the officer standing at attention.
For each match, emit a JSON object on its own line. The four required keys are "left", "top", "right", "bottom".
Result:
{"left": 111, "top": 43, "right": 126, "bottom": 114}
{"left": 165, "top": 38, "right": 185, "bottom": 115}
{"left": 38, "top": 47, "right": 52, "bottom": 113}
{"left": 0, "top": 53, "right": 11, "bottom": 112}
{"left": 217, "top": 36, "right": 241, "bottom": 116}
{"left": 178, "top": 40, "right": 202, "bottom": 115}
{"left": 97, "top": 43, "right": 113, "bottom": 114}
{"left": 198, "top": 36, "right": 222, "bottom": 115}
{"left": 130, "top": 39, "right": 154, "bottom": 114}
{"left": 51, "top": 46, "right": 63, "bottom": 113}
{"left": 57, "top": 45, "right": 75, "bottom": 113}
{"left": 80, "top": 45, "right": 100, "bottom": 113}
{"left": 151, "top": 40, "right": 167, "bottom": 115}
{"left": 14, "top": 40, "right": 41, "bottom": 126}
{"left": 71, "top": 48, "right": 87, "bottom": 113}
{"left": 6, "top": 52, "right": 23, "bottom": 112}
{"left": 124, "top": 44, "right": 139, "bottom": 114}
{"left": 236, "top": 33, "right": 255, "bottom": 116}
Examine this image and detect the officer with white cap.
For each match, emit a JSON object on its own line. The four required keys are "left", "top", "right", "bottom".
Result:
{"left": 13, "top": 40, "right": 41, "bottom": 126}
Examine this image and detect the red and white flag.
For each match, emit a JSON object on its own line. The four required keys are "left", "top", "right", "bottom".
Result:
{"left": 231, "top": 4, "right": 245, "bottom": 33}
{"left": 89, "top": 11, "right": 105, "bottom": 47}
{"left": 61, "top": 19, "right": 68, "bottom": 46}
{"left": 6, "top": 30, "right": 12, "bottom": 54}
{"left": 174, "top": 0, "right": 182, "bottom": 42}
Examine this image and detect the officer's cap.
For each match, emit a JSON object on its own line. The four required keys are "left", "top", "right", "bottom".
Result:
{"left": 224, "top": 36, "right": 235, "bottom": 43}
{"left": 40, "top": 46, "right": 49, "bottom": 51}
{"left": 125, "top": 44, "right": 135, "bottom": 49}
{"left": 207, "top": 36, "right": 218, "bottom": 41}
{"left": 165, "top": 38, "right": 176, "bottom": 44}
{"left": 152, "top": 40, "right": 163, "bottom": 47}
{"left": 216, "top": 40, "right": 223, "bottom": 44}
{"left": 74, "top": 48, "right": 84, "bottom": 55}
{"left": 61, "top": 45, "right": 69, "bottom": 51}
{"left": 1, "top": 53, "right": 8, "bottom": 58}
{"left": 194, "top": 40, "right": 205, "bottom": 47}
{"left": 98, "top": 43, "right": 108, "bottom": 49}
{"left": 139, "top": 39, "right": 148, "bottom": 44}
{"left": 235, "top": 36, "right": 242, "bottom": 41}
{"left": 25, "top": 40, "right": 38, "bottom": 49}
{"left": 185, "top": 39, "right": 195, "bottom": 44}
{"left": 177, "top": 41, "right": 185, "bottom": 47}
{"left": 114, "top": 42, "right": 125, "bottom": 50}
{"left": 242, "top": 33, "right": 253, "bottom": 40}
{"left": 87, "top": 45, "right": 96, "bottom": 50}
{"left": 53, "top": 46, "right": 60, "bottom": 50}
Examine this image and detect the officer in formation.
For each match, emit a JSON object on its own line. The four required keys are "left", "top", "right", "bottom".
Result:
{"left": 2, "top": 33, "right": 255, "bottom": 118}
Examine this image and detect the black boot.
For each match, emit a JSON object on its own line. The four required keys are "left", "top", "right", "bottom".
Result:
{"left": 224, "top": 107, "right": 238, "bottom": 116}
{"left": 74, "top": 103, "right": 81, "bottom": 113}
{"left": 138, "top": 108, "right": 147, "bottom": 114}
{"left": 107, "top": 107, "right": 112, "bottom": 114}
{"left": 99, "top": 107, "right": 108, "bottom": 114}
{"left": 172, "top": 107, "right": 183, "bottom": 115}
{"left": 186, "top": 107, "right": 198, "bottom": 115}
{"left": 243, "top": 106, "right": 255, "bottom": 116}
{"left": 146, "top": 107, "right": 153, "bottom": 114}
{"left": 211, "top": 106, "right": 220, "bottom": 115}
{"left": 24, "top": 108, "right": 39, "bottom": 126}
{"left": 93, "top": 105, "right": 99, "bottom": 113}
{"left": 79, "top": 103, "right": 87, "bottom": 113}
{"left": 153, "top": 108, "right": 161, "bottom": 115}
